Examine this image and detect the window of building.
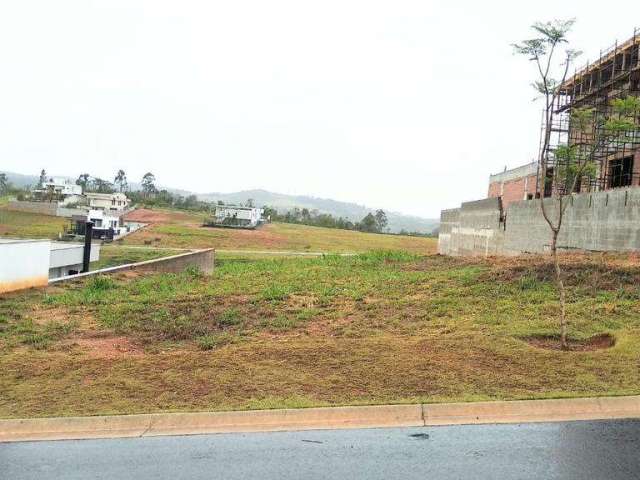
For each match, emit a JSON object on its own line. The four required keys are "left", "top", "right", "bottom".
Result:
{"left": 608, "top": 156, "right": 634, "bottom": 188}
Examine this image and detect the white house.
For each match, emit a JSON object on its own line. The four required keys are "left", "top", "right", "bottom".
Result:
{"left": 41, "top": 177, "right": 82, "bottom": 196}
{"left": 85, "top": 192, "right": 130, "bottom": 212}
{"left": 213, "top": 206, "right": 264, "bottom": 228}
{"left": 0, "top": 238, "right": 101, "bottom": 293}
{"left": 71, "top": 209, "right": 124, "bottom": 240}
{"left": 32, "top": 177, "right": 83, "bottom": 204}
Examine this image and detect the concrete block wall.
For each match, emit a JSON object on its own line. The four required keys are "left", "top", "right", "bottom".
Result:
{"left": 438, "top": 198, "right": 505, "bottom": 257}
{"left": 437, "top": 208, "right": 460, "bottom": 255}
{"left": 439, "top": 186, "right": 640, "bottom": 256}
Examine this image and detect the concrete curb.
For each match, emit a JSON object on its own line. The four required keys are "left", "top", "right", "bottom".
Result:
{"left": 1, "top": 396, "right": 639, "bottom": 443}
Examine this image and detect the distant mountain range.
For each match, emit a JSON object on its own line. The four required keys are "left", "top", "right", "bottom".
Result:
{"left": 2, "top": 171, "right": 439, "bottom": 234}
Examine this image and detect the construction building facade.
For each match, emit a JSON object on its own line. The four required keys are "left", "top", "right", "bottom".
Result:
{"left": 488, "top": 28, "right": 640, "bottom": 207}
{"left": 549, "top": 27, "right": 640, "bottom": 193}
{"left": 444, "top": 28, "right": 640, "bottom": 257}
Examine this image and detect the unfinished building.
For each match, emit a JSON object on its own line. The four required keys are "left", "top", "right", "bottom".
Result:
{"left": 487, "top": 29, "right": 640, "bottom": 207}
{"left": 546, "top": 28, "right": 640, "bottom": 193}
{"left": 442, "top": 29, "right": 640, "bottom": 257}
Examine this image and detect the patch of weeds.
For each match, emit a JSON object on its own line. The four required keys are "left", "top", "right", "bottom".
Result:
{"left": 356, "top": 250, "right": 417, "bottom": 264}
{"left": 148, "top": 310, "right": 208, "bottom": 341}
{"left": 22, "top": 332, "right": 52, "bottom": 350}
{"left": 86, "top": 276, "right": 116, "bottom": 292}
{"left": 196, "top": 332, "right": 237, "bottom": 351}
{"left": 45, "top": 319, "right": 79, "bottom": 337}
{"left": 518, "top": 274, "right": 542, "bottom": 291}
{"left": 316, "top": 285, "right": 338, "bottom": 307}
{"left": 260, "top": 315, "right": 300, "bottom": 332}
{"left": 261, "top": 285, "right": 291, "bottom": 302}
{"left": 218, "top": 308, "right": 242, "bottom": 327}
{"left": 15, "top": 319, "right": 78, "bottom": 350}
{"left": 184, "top": 265, "right": 203, "bottom": 278}
{"left": 296, "top": 308, "right": 320, "bottom": 321}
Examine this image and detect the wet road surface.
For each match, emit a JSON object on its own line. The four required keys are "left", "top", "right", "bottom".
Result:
{"left": 2, "top": 420, "right": 640, "bottom": 479}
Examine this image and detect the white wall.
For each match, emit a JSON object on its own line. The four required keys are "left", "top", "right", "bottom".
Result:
{"left": 0, "top": 240, "right": 51, "bottom": 293}
{"left": 49, "top": 243, "right": 101, "bottom": 278}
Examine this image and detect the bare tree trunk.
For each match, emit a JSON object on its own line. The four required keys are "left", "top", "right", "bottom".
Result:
{"left": 550, "top": 228, "right": 568, "bottom": 349}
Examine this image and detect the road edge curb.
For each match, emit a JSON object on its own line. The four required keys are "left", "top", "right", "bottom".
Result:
{"left": 1, "top": 396, "right": 639, "bottom": 443}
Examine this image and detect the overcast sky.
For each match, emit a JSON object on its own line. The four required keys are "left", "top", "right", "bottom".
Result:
{"left": 1, "top": 1, "right": 639, "bottom": 217}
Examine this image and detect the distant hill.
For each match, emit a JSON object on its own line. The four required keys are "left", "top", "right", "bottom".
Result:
{"left": 1, "top": 171, "right": 438, "bottom": 234}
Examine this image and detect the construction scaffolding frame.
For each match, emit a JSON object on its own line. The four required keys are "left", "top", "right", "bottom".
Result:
{"left": 538, "top": 27, "right": 640, "bottom": 196}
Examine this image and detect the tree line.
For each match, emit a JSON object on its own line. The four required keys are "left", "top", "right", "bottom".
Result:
{"left": 263, "top": 206, "right": 389, "bottom": 234}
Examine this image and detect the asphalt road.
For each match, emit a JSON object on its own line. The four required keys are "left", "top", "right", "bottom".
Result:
{"left": 2, "top": 420, "right": 640, "bottom": 479}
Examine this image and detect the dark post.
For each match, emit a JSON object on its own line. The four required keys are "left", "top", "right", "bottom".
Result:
{"left": 82, "top": 221, "right": 93, "bottom": 273}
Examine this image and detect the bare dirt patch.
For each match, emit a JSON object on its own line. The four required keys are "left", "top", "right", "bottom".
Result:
{"left": 67, "top": 336, "right": 145, "bottom": 358}
{"left": 125, "top": 208, "right": 199, "bottom": 225}
{"left": 524, "top": 333, "right": 615, "bottom": 352}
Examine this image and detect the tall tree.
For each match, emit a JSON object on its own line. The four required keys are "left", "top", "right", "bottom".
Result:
{"left": 141, "top": 172, "right": 156, "bottom": 197}
{"left": 374, "top": 209, "right": 388, "bottom": 232}
{"left": 38, "top": 169, "right": 47, "bottom": 188}
{"left": 0, "top": 173, "right": 7, "bottom": 194}
{"left": 359, "top": 213, "right": 378, "bottom": 233}
{"left": 114, "top": 169, "right": 128, "bottom": 192}
{"left": 514, "top": 20, "right": 640, "bottom": 348}
{"left": 91, "top": 178, "right": 115, "bottom": 194}
{"left": 76, "top": 173, "right": 90, "bottom": 192}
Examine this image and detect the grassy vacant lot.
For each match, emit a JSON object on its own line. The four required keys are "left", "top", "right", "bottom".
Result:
{"left": 92, "top": 246, "right": 180, "bottom": 270}
{"left": 123, "top": 208, "right": 436, "bottom": 254}
{"left": 0, "top": 209, "right": 68, "bottom": 239}
{"left": 1, "top": 251, "right": 639, "bottom": 418}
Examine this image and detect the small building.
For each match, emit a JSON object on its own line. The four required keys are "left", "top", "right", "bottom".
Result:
{"left": 86, "top": 192, "right": 130, "bottom": 212}
{"left": 206, "top": 206, "right": 264, "bottom": 229}
{"left": 488, "top": 162, "right": 539, "bottom": 207}
{"left": 0, "top": 239, "right": 100, "bottom": 293}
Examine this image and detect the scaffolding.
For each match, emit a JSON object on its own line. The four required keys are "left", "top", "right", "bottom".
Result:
{"left": 538, "top": 27, "right": 640, "bottom": 196}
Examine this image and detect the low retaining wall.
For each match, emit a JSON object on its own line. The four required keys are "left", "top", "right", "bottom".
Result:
{"left": 439, "top": 186, "right": 640, "bottom": 256}
{"left": 49, "top": 248, "right": 215, "bottom": 284}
